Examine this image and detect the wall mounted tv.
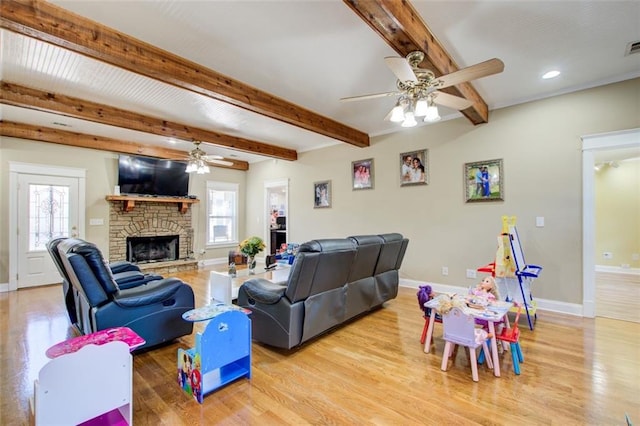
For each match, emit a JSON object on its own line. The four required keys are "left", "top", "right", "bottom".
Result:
{"left": 118, "top": 154, "right": 190, "bottom": 197}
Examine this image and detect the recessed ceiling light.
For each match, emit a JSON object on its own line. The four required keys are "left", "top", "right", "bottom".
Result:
{"left": 542, "top": 70, "right": 560, "bottom": 79}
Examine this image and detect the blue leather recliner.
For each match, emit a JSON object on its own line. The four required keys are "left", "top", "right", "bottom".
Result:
{"left": 52, "top": 238, "right": 194, "bottom": 350}
{"left": 47, "top": 237, "right": 163, "bottom": 327}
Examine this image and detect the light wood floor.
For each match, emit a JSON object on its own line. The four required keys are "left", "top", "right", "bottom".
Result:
{"left": 2, "top": 266, "right": 639, "bottom": 425}
{"left": 596, "top": 271, "right": 640, "bottom": 323}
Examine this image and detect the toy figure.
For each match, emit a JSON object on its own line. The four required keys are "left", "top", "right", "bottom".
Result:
{"left": 468, "top": 276, "right": 500, "bottom": 305}
{"left": 191, "top": 356, "right": 202, "bottom": 402}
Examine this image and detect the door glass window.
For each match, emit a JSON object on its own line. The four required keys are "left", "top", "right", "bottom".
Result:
{"left": 28, "top": 184, "right": 69, "bottom": 250}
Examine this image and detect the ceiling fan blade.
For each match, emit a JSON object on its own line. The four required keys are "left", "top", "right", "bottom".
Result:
{"left": 340, "top": 91, "right": 400, "bottom": 102}
{"left": 432, "top": 91, "right": 474, "bottom": 110}
{"left": 384, "top": 56, "right": 418, "bottom": 83}
{"left": 436, "top": 58, "right": 504, "bottom": 89}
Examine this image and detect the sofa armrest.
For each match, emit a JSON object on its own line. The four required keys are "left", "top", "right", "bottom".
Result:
{"left": 113, "top": 277, "right": 188, "bottom": 307}
{"left": 109, "top": 260, "right": 141, "bottom": 274}
{"left": 240, "top": 278, "right": 287, "bottom": 305}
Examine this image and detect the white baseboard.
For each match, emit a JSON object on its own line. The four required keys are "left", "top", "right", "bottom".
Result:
{"left": 0, "top": 282, "right": 9, "bottom": 293}
{"left": 595, "top": 265, "right": 640, "bottom": 275}
{"left": 399, "top": 278, "right": 583, "bottom": 317}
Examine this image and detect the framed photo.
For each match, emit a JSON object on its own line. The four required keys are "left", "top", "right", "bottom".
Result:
{"left": 352, "top": 158, "right": 374, "bottom": 190}
{"left": 464, "top": 159, "right": 504, "bottom": 202}
{"left": 313, "top": 180, "right": 331, "bottom": 208}
{"left": 400, "top": 149, "right": 428, "bottom": 186}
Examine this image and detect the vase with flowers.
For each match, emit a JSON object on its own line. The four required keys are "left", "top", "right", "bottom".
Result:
{"left": 239, "top": 236, "right": 265, "bottom": 274}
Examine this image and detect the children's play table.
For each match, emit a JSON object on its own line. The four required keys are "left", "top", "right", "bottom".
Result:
{"left": 423, "top": 295, "right": 512, "bottom": 377}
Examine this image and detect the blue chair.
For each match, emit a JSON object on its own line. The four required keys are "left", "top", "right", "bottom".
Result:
{"left": 55, "top": 238, "right": 194, "bottom": 350}
{"left": 47, "top": 237, "right": 163, "bottom": 327}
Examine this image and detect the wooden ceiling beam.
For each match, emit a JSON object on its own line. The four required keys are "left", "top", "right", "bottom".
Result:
{"left": 343, "top": 0, "right": 490, "bottom": 124}
{"left": 1, "top": 82, "right": 296, "bottom": 161}
{"left": 0, "top": 0, "right": 369, "bottom": 147}
{"left": 0, "top": 121, "right": 250, "bottom": 171}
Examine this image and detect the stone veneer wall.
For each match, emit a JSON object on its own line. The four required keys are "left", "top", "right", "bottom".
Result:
{"left": 108, "top": 201, "right": 193, "bottom": 263}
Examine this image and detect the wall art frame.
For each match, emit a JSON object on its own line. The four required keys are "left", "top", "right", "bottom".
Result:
{"left": 399, "top": 149, "right": 429, "bottom": 186}
{"left": 352, "top": 158, "right": 374, "bottom": 190}
{"left": 313, "top": 180, "right": 331, "bottom": 208}
{"left": 464, "top": 158, "right": 504, "bottom": 202}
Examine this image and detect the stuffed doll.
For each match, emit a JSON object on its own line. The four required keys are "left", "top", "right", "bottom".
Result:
{"left": 468, "top": 276, "right": 500, "bottom": 305}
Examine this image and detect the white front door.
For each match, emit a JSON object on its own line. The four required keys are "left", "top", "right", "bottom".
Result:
{"left": 17, "top": 174, "right": 81, "bottom": 288}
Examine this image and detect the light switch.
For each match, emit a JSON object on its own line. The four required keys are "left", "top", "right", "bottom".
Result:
{"left": 536, "top": 216, "right": 544, "bottom": 227}
{"left": 89, "top": 218, "right": 104, "bottom": 226}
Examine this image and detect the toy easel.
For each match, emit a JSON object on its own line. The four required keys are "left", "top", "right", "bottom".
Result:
{"left": 478, "top": 216, "right": 542, "bottom": 330}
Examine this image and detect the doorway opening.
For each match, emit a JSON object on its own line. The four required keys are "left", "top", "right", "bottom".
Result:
{"left": 264, "top": 179, "right": 289, "bottom": 256}
{"left": 582, "top": 128, "right": 640, "bottom": 318}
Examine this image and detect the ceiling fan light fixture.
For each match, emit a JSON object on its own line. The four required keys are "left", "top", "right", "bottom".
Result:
{"left": 389, "top": 102, "right": 405, "bottom": 122}
{"left": 414, "top": 98, "right": 428, "bottom": 117}
{"left": 424, "top": 97, "right": 441, "bottom": 122}
{"left": 401, "top": 111, "right": 417, "bottom": 127}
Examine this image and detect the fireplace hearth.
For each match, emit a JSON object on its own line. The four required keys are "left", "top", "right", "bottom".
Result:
{"left": 127, "top": 235, "right": 179, "bottom": 264}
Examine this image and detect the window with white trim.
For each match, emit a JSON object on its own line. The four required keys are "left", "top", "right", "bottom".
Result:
{"left": 206, "top": 181, "right": 238, "bottom": 246}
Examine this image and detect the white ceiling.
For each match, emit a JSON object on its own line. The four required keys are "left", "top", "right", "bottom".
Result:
{"left": 2, "top": 0, "right": 639, "bottom": 165}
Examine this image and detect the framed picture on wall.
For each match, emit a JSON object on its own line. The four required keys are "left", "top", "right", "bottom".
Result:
{"left": 352, "top": 158, "right": 374, "bottom": 190}
{"left": 464, "top": 159, "right": 504, "bottom": 202}
{"left": 313, "top": 180, "right": 331, "bottom": 208}
{"left": 399, "top": 149, "right": 428, "bottom": 186}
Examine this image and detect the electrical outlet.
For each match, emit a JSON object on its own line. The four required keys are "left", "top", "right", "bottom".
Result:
{"left": 441, "top": 266, "right": 449, "bottom": 276}
{"left": 632, "top": 253, "right": 640, "bottom": 261}
{"left": 466, "top": 269, "right": 477, "bottom": 279}
{"left": 603, "top": 252, "right": 613, "bottom": 259}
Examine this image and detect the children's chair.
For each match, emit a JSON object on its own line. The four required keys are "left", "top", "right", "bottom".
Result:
{"left": 496, "top": 304, "right": 524, "bottom": 374}
{"left": 440, "top": 307, "right": 493, "bottom": 382}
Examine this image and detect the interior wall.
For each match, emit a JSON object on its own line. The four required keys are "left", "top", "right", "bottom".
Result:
{"left": 245, "top": 78, "right": 640, "bottom": 306}
{"left": 595, "top": 159, "right": 640, "bottom": 268}
{"left": 0, "top": 139, "right": 246, "bottom": 284}
{"left": 1, "top": 78, "right": 638, "bottom": 302}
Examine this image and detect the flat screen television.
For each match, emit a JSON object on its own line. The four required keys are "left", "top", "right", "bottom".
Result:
{"left": 118, "top": 154, "right": 190, "bottom": 197}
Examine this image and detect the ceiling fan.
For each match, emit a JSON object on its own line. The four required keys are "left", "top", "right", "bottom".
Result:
{"left": 340, "top": 51, "right": 504, "bottom": 127}
{"left": 185, "top": 140, "right": 233, "bottom": 174}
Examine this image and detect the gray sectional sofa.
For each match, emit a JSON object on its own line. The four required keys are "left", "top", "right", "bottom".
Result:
{"left": 237, "top": 233, "right": 408, "bottom": 349}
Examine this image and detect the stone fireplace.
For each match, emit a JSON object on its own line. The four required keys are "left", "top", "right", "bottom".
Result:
{"left": 107, "top": 199, "right": 197, "bottom": 274}
{"left": 127, "top": 235, "right": 179, "bottom": 263}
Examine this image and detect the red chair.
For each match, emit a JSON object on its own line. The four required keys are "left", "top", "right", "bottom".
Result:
{"left": 496, "top": 304, "right": 524, "bottom": 374}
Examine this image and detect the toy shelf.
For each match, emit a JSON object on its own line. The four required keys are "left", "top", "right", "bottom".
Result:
{"left": 178, "top": 306, "right": 251, "bottom": 403}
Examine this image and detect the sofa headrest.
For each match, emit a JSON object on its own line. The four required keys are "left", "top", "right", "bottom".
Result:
{"left": 378, "top": 233, "right": 404, "bottom": 243}
{"left": 299, "top": 238, "right": 356, "bottom": 253}
{"left": 66, "top": 254, "right": 110, "bottom": 307}
{"left": 348, "top": 235, "right": 384, "bottom": 246}
{"left": 57, "top": 238, "right": 119, "bottom": 295}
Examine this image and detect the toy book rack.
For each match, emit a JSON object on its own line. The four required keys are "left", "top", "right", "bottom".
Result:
{"left": 178, "top": 305, "right": 251, "bottom": 403}
{"left": 477, "top": 216, "right": 542, "bottom": 330}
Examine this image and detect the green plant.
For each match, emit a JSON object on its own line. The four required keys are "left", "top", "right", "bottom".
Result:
{"left": 239, "top": 236, "right": 265, "bottom": 257}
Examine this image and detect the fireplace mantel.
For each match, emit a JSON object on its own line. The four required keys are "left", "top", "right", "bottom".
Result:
{"left": 106, "top": 195, "right": 199, "bottom": 214}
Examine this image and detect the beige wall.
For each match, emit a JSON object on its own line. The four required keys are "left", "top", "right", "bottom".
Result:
{"left": 1, "top": 78, "right": 639, "bottom": 306}
{"left": 595, "top": 158, "right": 640, "bottom": 267}
{"left": 0, "top": 139, "right": 246, "bottom": 283}
{"left": 245, "top": 78, "right": 640, "bottom": 305}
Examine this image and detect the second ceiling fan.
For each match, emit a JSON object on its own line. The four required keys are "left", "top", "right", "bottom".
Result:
{"left": 341, "top": 51, "right": 504, "bottom": 127}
